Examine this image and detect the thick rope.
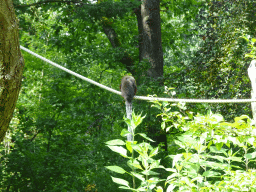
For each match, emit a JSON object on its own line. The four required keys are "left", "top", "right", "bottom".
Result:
{"left": 20, "top": 46, "right": 256, "bottom": 103}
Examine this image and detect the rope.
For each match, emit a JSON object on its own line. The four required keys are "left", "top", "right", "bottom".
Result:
{"left": 20, "top": 45, "right": 256, "bottom": 103}
{"left": 134, "top": 96, "right": 255, "bottom": 103}
{"left": 20, "top": 46, "right": 121, "bottom": 96}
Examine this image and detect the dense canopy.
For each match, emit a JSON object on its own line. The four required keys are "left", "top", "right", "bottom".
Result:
{"left": 0, "top": 0, "right": 256, "bottom": 191}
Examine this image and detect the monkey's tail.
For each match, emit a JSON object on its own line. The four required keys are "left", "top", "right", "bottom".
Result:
{"left": 125, "top": 101, "right": 132, "bottom": 115}
{"left": 125, "top": 101, "right": 133, "bottom": 141}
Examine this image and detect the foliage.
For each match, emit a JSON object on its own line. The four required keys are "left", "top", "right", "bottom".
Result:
{"left": 162, "top": 0, "right": 255, "bottom": 120}
{"left": 1, "top": 0, "right": 255, "bottom": 191}
{"left": 0, "top": 19, "right": 124, "bottom": 191}
{"left": 106, "top": 112, "right": 165, "bottom": 191}
{"left": 243, "top": 37, "right": 256, "bottom": 60}
{"left": 158, "top": 101, "right": 256, "bottom": 191}
{"left": 166, "top": 111, "right": 256, "bottom": 191}
{"left": 107, "top": 105, "right": 256, "bottom": 191}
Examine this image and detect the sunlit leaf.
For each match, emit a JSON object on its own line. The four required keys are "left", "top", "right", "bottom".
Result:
{"left": 202, "top": 170, "right": 221, "bottom": 177}
{"left": 106, "top": 139, "right": 125, "bottom": 145}
{"left": 131, "top": 172, "right": 145, "bottom": 181}
{"left": 111, "top": 176, "right": 130, "bottom": 187}
{"left": 149, "top": 147, "right": 158, "bottom": 157}
{"left": 105, "top": 166, "right": 126, "bottom": 174}
{"left": 107, "top": 146, "right": 128, "bottom": 157}
{"left": 138, "top": 133, "right": 155, "bottom": 142}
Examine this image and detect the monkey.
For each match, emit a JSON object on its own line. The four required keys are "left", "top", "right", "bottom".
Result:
{"left": 120, "top": 76, "right": 137, "bottom": 141}
{"left": 120, "top": 76, "right": 137, "bottom": 104}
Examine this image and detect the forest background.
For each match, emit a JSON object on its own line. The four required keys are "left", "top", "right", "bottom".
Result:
{"left": 0, "top": 0, "right": 256, "bottom": 191}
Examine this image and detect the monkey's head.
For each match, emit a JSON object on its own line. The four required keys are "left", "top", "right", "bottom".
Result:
{"left": 120, "top": 76, "right": 137, "bottom": 103}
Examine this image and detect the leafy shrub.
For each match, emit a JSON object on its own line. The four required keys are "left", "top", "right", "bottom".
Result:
{"left": 107, "top": 103, "right": 256, "bottom": 191}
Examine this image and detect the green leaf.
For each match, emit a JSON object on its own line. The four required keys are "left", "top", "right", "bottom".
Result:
{"left": 245, "top": 151, "right": 256, "bottom": 160}
{"left": 107, "top": 146, "right": 128, "bottom": 157}
{"left": 202, "top": 170, "right": 221, "bottom": 177}
{"left": 111, "top": 176, "right": 130, "bottom": 187}
{"left": 149, "top": 147, "right": 158, "bottom": 157}
{"left": 229, "top": 156, "right": 242, "bottom": 162}
{"left": 105, "top": 166, "right": 126, "bottom": 174}
{"left": 205, "top": 155, "right": 225, "bottom": 163}
{"left": 141, "top": 170, "right": 159, "bottom": 176}
{"left": 172, "top": 154, "right": 183, "bottom": 167}
{"left": 202, "top": 161, "right": 227, "bottom": 170}
{"left": 161, "top": 121, "right": 166, "bottom": 129}
{"left": 210, "top": 146, "right": 227, "bottom": 156}
{"left": 142, "top": 158, "right": 149, "bottom": 169}
{"left": 165, "top": 168, "right": 176, "bottom": 172}
{"left": 119, "top": 186, "right": 131, "bottom": 190}
{"left": 131, "top": 172, "right": 145, "bottom": 181}
{"left": 152, "top": 103, "right": 162, "bottom": 110}
{"left": 212, "top": 114, "right": 224, "bottom": 123}
{"left": 150, "top": 159, "right": 161, "bottom": 169}
{"left": 132, "top": 112, "right": 146, "bottom": 127}
{"left": 126, "top": 141, "right": 133, "bottom": 153}
{"left": 216, "top": 142, "right": 223, "bottom": 151}
{"left": 166, "top": 184, "right": 176, "bottom": 192}
{"left": 128, "top": 159, "right": 143, "bottom": 170}
{"left": 106, "top": 139, "right": 125, "bottom": 145}
{"left": 234, "top": 115, "right": 249, "bottom": 122}
{"left": 121, "top": 129, "right": 130, "bottom": 137}
{"left": 138, "top": 133, "right": 155, "bottom": 142}
{"left": 183, "top": 152, "right": 192, "bottom": 160}
{"left": 155, "top": 186, "right": 163, "bottom": 192}
{"left": 132, "top": 144, "right": 144, "bottom": 155}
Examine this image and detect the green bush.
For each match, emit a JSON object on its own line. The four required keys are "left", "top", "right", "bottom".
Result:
{"left": 107, "top": 103, "right": 256, "bottom": 191}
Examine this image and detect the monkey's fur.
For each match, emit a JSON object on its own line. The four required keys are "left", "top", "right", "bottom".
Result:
{"left": 120, "top": 76, "right": 137, "bottom": 141}
{"left": 120, "top": 76, "right": 137, "bottom": 103}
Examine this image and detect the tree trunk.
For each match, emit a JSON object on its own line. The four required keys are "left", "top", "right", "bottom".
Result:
{"left": 135, "top": 0, "right": 166, "bottom": 150}
{"left": 0, "top": 0, "right": 24, "bottom": 142}
{"left": 140, "top": 0, "right": 163, "bottom": 79}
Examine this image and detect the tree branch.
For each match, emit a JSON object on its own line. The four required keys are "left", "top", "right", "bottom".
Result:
{"left": 14, "top": 0, "right": 82, "bottom": 8}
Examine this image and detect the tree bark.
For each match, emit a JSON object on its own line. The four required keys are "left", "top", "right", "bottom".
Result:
{"left": 135, "top": 0, "right": 166, "bottom": 150}
{"left": 140, "top": 0, "right": 163, "bottom": 79}
{"left": 0, "top": 0, "right": 24, "bottom": 142}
